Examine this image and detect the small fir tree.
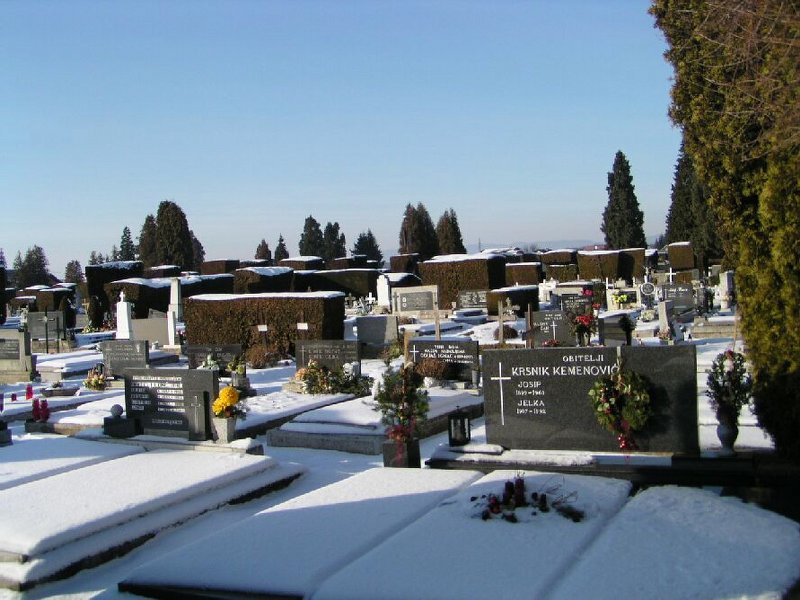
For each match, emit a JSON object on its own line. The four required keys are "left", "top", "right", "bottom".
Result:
{"left": 352, "top": 230, "right": 384, "bottom": 267}
{"left": 435, "top": 208, "right": 467, "bottom": 254}
{"left": 13, "top": 245, "right": 50, "bottom": 288}
{"left": 119, "top": 226, "right": 136, "bottom": 260}
{"left": 274, "top": 234, "right": 289, "bottom": 261}
{"left": 255, "top": 239, "right": 272, "bottom": 261}
{"left": 601, "top": 151, "right": 647, "bottom": 249}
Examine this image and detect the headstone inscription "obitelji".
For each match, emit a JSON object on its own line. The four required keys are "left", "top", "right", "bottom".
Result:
{"left": 482, "top": 346, "right": 698, "bottom": 453}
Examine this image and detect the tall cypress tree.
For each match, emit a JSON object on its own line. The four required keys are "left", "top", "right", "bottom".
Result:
{"left": 255, "top": 239, "right": 272, "bottom": 261}
{"left": 352, "top": 230, "right": 384, "bottom": 267}
{"left": 436, "top": 208, "right": 467, "bottom": 255}
{"left": 322, "top": 222, "right": 347, "bottom": 262}
{"left": 137, "top": 214, "right": 158, "bottom": 268}
{"left": 155, "top": 200, "right": 194, "bottom": 270}
{"left": 298, "top": 215, "right": 324, "bottom": 257}
{"left": 398, "top": 202, "right": 439, "bottom": 260}
{"left": 601, "top": 150, "right": 647, "bottom": 249}
{"left": 274, "top": 234, "right": 289, "bottom": 261}
{"left": 119, "top": 226, "right": 136, "bottom": 261}
{"left": 190, "top": 230, "right": 205, "bottom": 271}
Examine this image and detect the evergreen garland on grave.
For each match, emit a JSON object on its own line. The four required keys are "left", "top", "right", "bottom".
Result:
{"left": 588, "top": 360, "right": 651, "bottom": 451}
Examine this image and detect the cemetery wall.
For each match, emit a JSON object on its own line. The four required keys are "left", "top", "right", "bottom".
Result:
{"left": 418, "top": 255, "right": 505, "bottom": 307}
{"left": 184, "top": 292, "right": 345, "bottom": 355}
{"left": 233, "top": 268, "right": 294, "bottom": 294}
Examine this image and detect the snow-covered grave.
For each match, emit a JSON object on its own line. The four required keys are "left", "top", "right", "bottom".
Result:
{"left": 0, "top": 449, "right": 304, "bottom": 590}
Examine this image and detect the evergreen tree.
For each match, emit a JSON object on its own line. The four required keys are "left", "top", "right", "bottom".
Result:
{"left": 155, "top": 200, "right": 194, "bottom": 270}
{"left": 435, "top": 208, "right": 467, "bottom": 254}
{"left": 0, "top": 248, "right": 6, "bottom": 267}
{"left": 652, "top": 0, "right": 800, "bottom": 459}
{"left": 110, "top": 245, "right": 120, "bottom": 261}
{"left": 352, "top": 230, "right": 384, "bottom": 267}
{"left": 14, "top": 245, "right": 50, "bottom": 288}
{"left": 64, "top": 260, "right": 84, "bottom": 284}
{"left": 255, "top": 239, "right": 272, "bottom": 262}
{"left": 119, "top": 226, "right": 136, "bottom": 260}
{"left": 137, "top": 214, "right": 158, "bottom": 268}
{"left": 601, "top": 151, "right": 647, "bottom": 249}
{"left": 322, "top": 222, "right": 347, "bottom": 262}
{"left": 298, "top": 215, "right": 324, "bottom": 257}
{"left": 398, "top": 202, "right": 439, "bottom": 260}
{"left": 274, "top": 235, "right": 289, "bottom": 261}
{"left": 190, "top": 230, "right": 205, "bottom": 271}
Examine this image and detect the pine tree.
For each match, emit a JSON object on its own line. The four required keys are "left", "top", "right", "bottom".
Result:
{"left": 274, "top": 235, "right": 289, "bottom": 261}
{"left": 137, "top": 214, "right": 158, "bottom": 268}
{"left": 155, "top": 200, "right": 194, "bottom": 270}
{"left": 601, "top": 151, "right": 647, "bottom": 249}
{"left": 14, "top": 245, "right": 50, "bottom": 288}
{"left": 398, "top": 203, "right": 439, "bottom": 260}
{"left": 322, "top": 222, "right": 347, "bottom": 262}
{"left": 298, "top": 215, "right": 324, "bottom": 257}
{"left": 110, "top": 245, "right": 120, "bottom": 261}
{"left": 435, "top": 208, "right": 467, "bottom": 254}
{"left": 119, "top": 226, "right": 136, "bottom": 261}
{"left": 352, "top": 230, "right": 384, "bottom": 267}
{"left": 190, "top": 230, "right": 205, "bottom": 272}
{"left": 64, "top": 260, "right": 84, "bottom": 284}
{"left": 255, "top": 239, "right": 272, "bottom": 262}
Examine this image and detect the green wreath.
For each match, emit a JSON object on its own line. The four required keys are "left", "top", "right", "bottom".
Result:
{"left": 588, "top": 360, "right": 651, "bottom": 451}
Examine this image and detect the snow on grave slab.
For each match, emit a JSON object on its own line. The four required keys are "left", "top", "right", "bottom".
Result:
{"left": 311, "top": 470, "right": 632, "bottom": 600}
{"left": 547, "top": 486, "right": 800, "bottom": 599}
{"left": 0, "top": 450, "right": 278, "bottom": 560}
{"left": 0, "top": 434, "right": 143, "bottom": 491}
{"left": 119, "top": 468, "right": 482, "bottom": 599}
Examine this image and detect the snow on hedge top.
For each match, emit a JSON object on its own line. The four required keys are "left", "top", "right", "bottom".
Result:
{"left": 492, "top": 284, "right": 539, "bottom": 292}
{"left": 92, "top": 261, "right": 141, "bottom": 270}
{"left": 281, "top": 255, "right": 323, "bottom": 262}
{"left": 112, "top": 274, "right": 233, "bottom": 288}
{"left": 238, "top": 267, "right": 294, "bottom": 276}
{"left": 189, "top": 291, "right": 345, "bottom": 301}
{"left": 426, "top": 253, "right": 502, "bottom": 263}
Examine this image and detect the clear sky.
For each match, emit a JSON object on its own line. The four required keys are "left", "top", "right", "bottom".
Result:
{"left": 2, "top": 0, "right": 680, "bottom": 277}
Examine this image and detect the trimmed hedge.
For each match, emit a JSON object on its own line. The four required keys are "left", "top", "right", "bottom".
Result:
{"left": 105, "top": 275, "right": 234, "bottom": 318}
{"left": 389, "top": 254, "right": 420, "bottom": 275}
{"left": 619, "top": 248, "right": 646, "bottom": 282}
{"left": 280, "top": 257, "right": 326, "bottom": 270}
{"left": 184, "top": 292, "right": 345, "bottom": 355}
{"left": 0, "top": 267, "right": 6, "bottom": 325}
{"left": 667, "top": 242, "right": 695, "bottom": 270}
{"left": 539, "top": 249, "right": 578, "bottom": 265}
{"left": 146, "top": 265, "right": 181, "bottom": 278}
{"left": 505, "top": 262, "right": 543, "bottom": 285}
{"left": 10, "top": 296, "right": 37, "bottom": 312}
{"left": 201, "top": 259, "right": 241, "bottom": 275}
{"left": 577, "top": 252, "right": 620, "bottom": 281}
{"left": 85, "top": 261, "right": 144, "bottom": 325}
{"left": 418, "top": 255, "right": 506, "bottom": 307}
{"left": 309, "top": 269, "right": 380, "bottom": 298}
{"left": 486, "top": 286, "right": 540, "bottom": 317}
{"left": 240, "top": 259, "right": 272, "bottom": 268}
{"left": 233, "top": 268, "right": 294, "bottom": 294}
{"left": 544, "top": 264, "right": 579, "bottom": 282}
{"left": 35, "top": 288, "right": 73, "bottom": 313}
{"left": 328, "top": 255, "right": 368, "bottom": 270}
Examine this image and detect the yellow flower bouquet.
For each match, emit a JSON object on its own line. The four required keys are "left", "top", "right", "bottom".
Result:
{"left": 212, "top": 386, "right": 247, "bottom": 419}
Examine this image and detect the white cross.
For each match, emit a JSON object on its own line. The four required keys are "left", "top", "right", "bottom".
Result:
{"left": 551, "top": 321, "right": 558, "bottom": 340}
{"left": 409, "top": 345, "right": 420, "bottom": 362}
{"left": 668, "top": 268, "right": 675, "bottom": 283}
{"left": 490, "top": 362, "right": 512, "bottom": 426}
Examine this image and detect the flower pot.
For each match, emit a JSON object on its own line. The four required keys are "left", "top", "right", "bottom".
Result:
{"left": 213, "top": 416, "right": 237, "bottom": 444}
{"left": 382, "top": 438, "right": 421, "bottom": 468}
{"left": 716, "top": 412, "right": 738, "bottom": 457}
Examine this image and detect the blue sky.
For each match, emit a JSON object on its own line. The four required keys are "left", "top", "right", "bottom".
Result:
{"left": 2, "top": 0, "right": 680, "bottom": 277}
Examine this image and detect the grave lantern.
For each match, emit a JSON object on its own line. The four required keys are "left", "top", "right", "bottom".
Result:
{"left": 448, "top": 406, "right": 471, "bottom": 447}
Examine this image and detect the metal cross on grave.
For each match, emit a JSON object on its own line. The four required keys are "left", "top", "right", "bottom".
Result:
{"left": 489, "top": 362, "right": 512, "bottom": 426}
{"left": 409, "top": 344, "right": 420, "bottom": 363}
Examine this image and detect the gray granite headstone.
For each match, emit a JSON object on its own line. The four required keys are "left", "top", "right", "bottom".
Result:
{"left": 0, "top": 330, "right": 36, "bottom": 383}
{"left": 100, "top": 340, "right": 150, "bottom": 378}
{"left": 457, "top": 290, "right": 488, "bottom": 309}
{"left": 658, "top": 300, "right": 674, "bottom": 333}
{"left": 407, "top": 338, "right": 479, "bottom": 380}
{"left": 554, "top": 293, "right": 592, "bottom": 316}
{"left": 186, "top": 344, "right": 243, "bottom": 374}
{"left": 482, "top": 346, "right": 698, "bottom": 453}
{"left": 124, "top": 368, "right": 218, "bottom": 440}
{"left": 660, "top": 284, "right": 694, "bottom": 314}
{"left": 356, "top": 315, "right": 399, "bottom": 359}
{"left": 530, "top": 311, "right": 575, "bottom": 347}
{"left": 27, "top": 312, "right": 63, "bottom": 341}
{"left": 295, "top": 339, "right": 360, "bottom": 371}
{"left": 598, "top": 313, "right": 635, "bottom": 347}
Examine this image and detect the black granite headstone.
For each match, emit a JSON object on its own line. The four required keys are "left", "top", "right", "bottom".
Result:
{"left": 482, "top": 346, "right": 698, "bottom": 453}
{"left": 186, "top": 344, "right": 243, "bottom": 374}
{"left": 0, "top": 338, "right": 20, "bottom": 360}
{"left": 124, "top": 368, "right": 218, "bottom": 440}
{"left": 530, "top": 311, "right": 575, "bottom": 347}
{"left": 660, "top": 284, "right": 694, "bottom": 314}
{"left": 295, "top": 339, "right": 360, "bottom": 371}
{"left": 27, "top": 312, "right": 62, "bottom": 341}
{"left": 457, "top": 289, "right": 488, "bottom": 309}
{"left": 395, "top": 290, "right": 435, "bottom": 312}
{"left": 554, "top": 293, "right": 593, "bottom": 316}
{"left": 100, "top": 340, "right": 150, "bottom": 378}
{"left": 407, "top": 338, "right": 479, "bottom": 380}
{"left": 598, "top": 314, "right": 635, "bottom": 347}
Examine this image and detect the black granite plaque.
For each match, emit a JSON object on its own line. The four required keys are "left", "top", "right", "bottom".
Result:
{"left": 529, "top": 311, "right": 575, "bottom": 347}
{"left": 660, "top": 284, "right": 694, "bottom": 313}
{"left": 124, "top": 368, "right": 218, "bottom": 440}
{"left": 396, "top": 290, "right": 435, "bottom": 312}
{"left": 100, "top": 340, "right": 150, "bottom": 378}
{"left": 295, "top": 339, "right": 360, "bottom": 371}
{"left": 482, "top": 346, "right": 698, "bottom": 453}
{"left": 0, "top": 338, "right": 20, "bottom": 360}
{"left": 27, "top": 312, "right": 62, "bottom": 341}
{"left": 598, "top": 314, "right": 635, "bottom": 346}
{"left": 555, "top": 293, "right": 592, "bottom": 316}
{"left": 457, "top": 289, "right": 488, "bottom": 309}
{"left": 408, "top": 338, "right": 479, "bottom": 380}
{"left": 186, "top": 344, "right": 243, "bottom": 374}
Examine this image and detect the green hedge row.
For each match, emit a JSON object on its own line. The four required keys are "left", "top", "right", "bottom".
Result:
{"left": 201, "top": 259, "right": 241, "bottom": 275}
{"left": 539, "top": 249, "right": 578, "bottom": 265}
{"left": 486, "top": 286, "right": 540, "bottom": 317}
{"left": 667, "top": 242, "right": 695, "bottom": 270}
{"left": 34, "top": 288, "right": 73, "bottom": 313}
{"left": 233, "top": 268, "right": 294, "bottom": 294}
{"left": 184, "top": 292, "right": 345, "bottom": 355}
{"left": 505, "top": 262, "right": 543, "bottom": 285}
{"left": 544, "top": 264, "right": 579, "bottom": 281}
{"left": 104, "top": 275, "right": 234, "bottom": 318}
{"left": 419, "top": 256, "right": 506, "bottom": 307}
{"left": 389, "top": 254, "right": 420, "bottom": 275}
{"left": 85, "top": 261, "right": 144, "bottom": 325}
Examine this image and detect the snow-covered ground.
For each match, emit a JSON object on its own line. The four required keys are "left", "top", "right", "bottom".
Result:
{"left": 0, "top": 315, "right": 797, "bottom": 598}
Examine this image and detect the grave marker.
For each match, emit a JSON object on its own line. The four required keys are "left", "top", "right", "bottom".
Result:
{"left": 660, "top": 283, "right": 695, "bottom": 314}
{"left": 457, "top": 289, "right": 488, "bottom": 310}
{"left": 407, "top": 338, "right": 479, "bottom": 380}
{"left": 482, "top": 346, "right": 698, "bottom": 453}
{"left": 0, "top": 330, "right": 36, "bottom": 384}
{"left": 295, "top": 339, "right": 360, "bottom": 371}
{"left": 124, "top": 368, "right": 218, "bottom": 440}
{"left": 186, "top": 344, "right": 243, "bottom": 373}
{"left": 100, "top": 340, "right": 150, "bottom": 378}
{"left": 391, "top": 285, "right": 438, "bottom": 316}
{"left": 529, "top": 311, "right": 575, "bottom": 347}
{"left": 554, "top": 293, "right": 592, "bottom": 316}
